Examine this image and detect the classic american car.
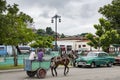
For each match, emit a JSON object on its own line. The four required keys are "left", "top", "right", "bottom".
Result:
{"left": 73, "top": 51, "right": 115, "bottom": 68}
{"left": 114, "top": 54, "right": 120, "bottom": 65}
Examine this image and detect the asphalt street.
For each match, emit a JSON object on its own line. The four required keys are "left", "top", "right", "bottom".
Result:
{"left": 1, "top": 66, "right": 120, "bottom": 80}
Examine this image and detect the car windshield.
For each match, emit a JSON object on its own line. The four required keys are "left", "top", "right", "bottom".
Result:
{"left": 87, "top": 52, "right": 98, "bottom": 57}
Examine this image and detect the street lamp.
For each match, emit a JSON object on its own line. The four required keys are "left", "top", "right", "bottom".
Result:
{"left": 51, "top": 14, "right": 61, "bottom": 51}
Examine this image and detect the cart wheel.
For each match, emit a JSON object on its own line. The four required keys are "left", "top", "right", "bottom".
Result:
{"left": 37, "top": 68, "right": 46, "bottom": 78}
{"left": 26, "top": 71, "right": 37, "bottom": 77}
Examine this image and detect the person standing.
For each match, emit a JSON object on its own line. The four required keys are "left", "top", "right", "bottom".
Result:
{"left": 38, "top": 48, "right": 44, "bottom": 61}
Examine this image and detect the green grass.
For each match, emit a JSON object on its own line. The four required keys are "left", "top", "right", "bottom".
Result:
{"left": 0, "top": 65, "right": 23, "bottom": 70}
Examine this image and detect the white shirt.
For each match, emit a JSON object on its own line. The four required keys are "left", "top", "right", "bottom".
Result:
{"left": 29, "top": 51, "right": 36, "bottom": 60}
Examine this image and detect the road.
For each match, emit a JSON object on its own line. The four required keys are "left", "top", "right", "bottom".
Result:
{"left": 1, "top": 66, "right": 120, "bottom": 80}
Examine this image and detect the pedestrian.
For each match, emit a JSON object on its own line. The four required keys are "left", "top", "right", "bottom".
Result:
{"left": 37, "top": 48, "right": 44, "bottom": 61}
{"left": 29, "top": 49, "right": 36, "bottom": 60}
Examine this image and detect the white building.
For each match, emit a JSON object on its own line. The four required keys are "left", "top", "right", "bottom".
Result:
{"left": 53, "top": 36, "right": 98, "bottom": 52}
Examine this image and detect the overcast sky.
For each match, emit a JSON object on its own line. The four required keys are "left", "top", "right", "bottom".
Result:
{"left": 6, "top": 0, "right": 112, "bottom": 35}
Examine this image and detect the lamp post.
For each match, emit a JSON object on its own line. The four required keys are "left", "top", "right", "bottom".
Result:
{"left": 51, "top": 14, "right": 61, "bottom": 51}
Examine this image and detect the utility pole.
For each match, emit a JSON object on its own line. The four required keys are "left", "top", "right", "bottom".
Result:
{"left": 51, "top": 14, "right": 61, "bottom": 51}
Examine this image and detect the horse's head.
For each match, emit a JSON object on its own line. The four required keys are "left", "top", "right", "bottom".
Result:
{"left": 67, "top": 52, "right": 77, "bottom": 59}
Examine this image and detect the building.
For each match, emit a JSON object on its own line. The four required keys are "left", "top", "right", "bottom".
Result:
{"left": 53, "top": 36, "right": 98, "bottom": 52}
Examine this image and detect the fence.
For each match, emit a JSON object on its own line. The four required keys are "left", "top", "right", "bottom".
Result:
{"left": 0, "top": 54, "right": 29, "bottom": 65}
{"left": 0, "top": 51, "right": 60, "bottom": 66}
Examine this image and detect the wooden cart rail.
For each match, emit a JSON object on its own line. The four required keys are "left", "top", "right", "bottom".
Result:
{"left": 24, "top": 59, "right": 51, "bottom": 71}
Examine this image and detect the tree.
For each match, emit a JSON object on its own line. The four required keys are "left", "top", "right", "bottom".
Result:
{"left": 36, "top": 29, "right": 46, "bottom": 36}
{"left": 86, "top": 0, "right": 120, "bottom": 52}
{"left": 100, "top": 30, "right": 119, "bottom": 52}
{"left": 80, "top": 33, "right": 89, "bottom": 37}
{"left": 86, "top": 18, "right": 120, "bottom": 52}
{"left": 32, "top": 27, "right": 54, "bottom": 49}
{"left": 30, "top": 36, "right": 53, "bottom": 48}
{"left": 46, "top": 27, "right": 54, "bottom": 35}
{"left": 99, "top": 0, "right": 120, "bottom": 34}
{"left": 86, "top": 33, "right": 99, "bottom": 49}
{"left": 0, "top": 0, "right": 36, "bottom": 66}
{"left": 60, "top": 33, "right": 65, "bottom": 38}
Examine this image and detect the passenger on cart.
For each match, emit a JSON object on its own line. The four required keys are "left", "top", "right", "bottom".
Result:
{"left": 29, "top": 48, "right": 36, "bottom": 60}
{"left": 37, "top": 48, "right": 44, "bottom": 61}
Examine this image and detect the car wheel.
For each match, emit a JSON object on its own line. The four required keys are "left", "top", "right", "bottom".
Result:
{"left": 107, "top": 62, "right": 113, "bottom": 67}
{"left": 90, "top": 62, "right": 96, "bottom": 68}
{"left": 73, "top": 62, "right": 78, "bottom": 67}
{"left": 78, "top": 65, "right": 82, "bottom": 68}
{"left": 73, "top": 62, "right": 76, "bottom": 67}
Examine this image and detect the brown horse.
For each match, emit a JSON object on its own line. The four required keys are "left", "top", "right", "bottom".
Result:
{"left": 50, "top": 51, "right": 76, "bottom": 76}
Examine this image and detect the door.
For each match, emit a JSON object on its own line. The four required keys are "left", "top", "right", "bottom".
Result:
{"left": 98, "top": 53, "right": 108, "bottom": 65}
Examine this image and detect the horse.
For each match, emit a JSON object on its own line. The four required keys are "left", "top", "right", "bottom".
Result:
{"left": 50, "top": 51, "right": 76, "bottom": 76}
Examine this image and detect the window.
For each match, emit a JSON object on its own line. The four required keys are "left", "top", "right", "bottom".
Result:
{"left": 79, "top": 45, "right": 81, "bottom": 48}
{"left": 83, "top": 45, "right": 86, "bottom": 47}
{"left": 98, "top": 53, "right": 108, "bottom": 57}
{"left": 87, "top": 52, "right": 98, "bottom": 57}
{"left": 67, "top": 45, "right": 72, "bottom": 51}
{"left": 60, "top": 45, "right": 65, "bottom": 51}
{"left": 60, "top": 45, "right": 65, "bottom": 48}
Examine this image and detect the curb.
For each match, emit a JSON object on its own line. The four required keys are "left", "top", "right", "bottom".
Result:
{"left": 0, "top": 66, "right": 73, "bottom": 73}
{"left": 0, "top": 69, "right": 24, "bottom": 73}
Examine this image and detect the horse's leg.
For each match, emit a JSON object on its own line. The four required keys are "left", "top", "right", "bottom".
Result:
{"left": 51, "top": 67, "right": 55, "bottom": 76}
{"left": 66, "top": 65, "right": 69, "bottom": 74}
{"left": 54, "top": 66, "right": 58, "bottom": 76}
{"left": 64, "top": 66, "right": 66, "bottom": 76}
{"left": 64, "top": 65, "right": 69, "bottom": 76}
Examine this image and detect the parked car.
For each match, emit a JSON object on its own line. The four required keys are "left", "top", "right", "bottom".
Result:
{"left": 73, "top": 51, "right": 115, "bottom": 68}
{"left": 114, "top": 54, "right": 120, "bottom": 65}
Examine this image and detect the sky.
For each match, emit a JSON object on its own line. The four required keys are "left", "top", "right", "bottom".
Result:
{"left": 6, "top": 0, "right": 112, "bottom": 36}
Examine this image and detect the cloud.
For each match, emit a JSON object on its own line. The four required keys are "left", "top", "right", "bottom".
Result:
{"left": 6, "top": 0, "right": 112, "bottom": 35}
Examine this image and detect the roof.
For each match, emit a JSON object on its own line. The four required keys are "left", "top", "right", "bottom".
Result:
{"left": 57, "top": 36, "right": 88, "bottom": 41}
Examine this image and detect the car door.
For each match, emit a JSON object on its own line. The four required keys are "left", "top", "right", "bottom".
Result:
{"left": 97, "top": 53, "right": 103, "bottom": 65}
{"left": 97, "top": 53, "right": 107, "bottom": 65}
{"left": 101, "top": 53, "right": 109, "bottom": 64}
{"left": 103, "top": 53, "right": 111, "bottom": 64}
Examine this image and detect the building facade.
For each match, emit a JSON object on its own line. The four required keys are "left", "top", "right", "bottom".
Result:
{"left": 54, "top": 36, "right": 98, "bottom": 52}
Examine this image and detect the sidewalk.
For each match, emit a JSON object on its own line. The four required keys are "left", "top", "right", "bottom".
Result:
{"left": 0, "top": 69, "right": 23, "bottom": 73}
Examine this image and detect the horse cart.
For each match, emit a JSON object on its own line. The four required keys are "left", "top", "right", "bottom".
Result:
{"left": 24, "top": 51, "right": 60, "bottom": 79}
{"left": 24, "top": 59, "right": 51, "bottom": 79}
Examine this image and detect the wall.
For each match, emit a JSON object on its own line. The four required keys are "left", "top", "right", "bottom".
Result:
{"left": 55, "top": 40, "right": 98, "bottom": 52}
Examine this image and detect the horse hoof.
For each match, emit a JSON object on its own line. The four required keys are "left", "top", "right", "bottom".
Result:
{"left": 64, "top": 74, "right": 66, "bottom": 76}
